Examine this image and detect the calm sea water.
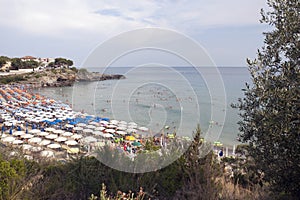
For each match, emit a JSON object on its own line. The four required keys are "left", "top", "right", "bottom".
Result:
{"left": 34, "top": 66, "right": 250, "bottom": 146}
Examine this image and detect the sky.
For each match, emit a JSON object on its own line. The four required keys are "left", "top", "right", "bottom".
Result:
{"left": 0, "top": 0, "right": 269, "bottom": 67}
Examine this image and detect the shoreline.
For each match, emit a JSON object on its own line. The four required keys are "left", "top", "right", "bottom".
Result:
{"left": 0, "top": 84, "right": 237, "bottom": 161}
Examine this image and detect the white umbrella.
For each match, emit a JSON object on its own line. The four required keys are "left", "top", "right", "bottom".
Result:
{"left": 110, "top": 119, "right": 119, "bottom": 125}
{"left": 71, "top": 134, "right": 82, "bottom": 139}
{"left": 139, "top": 127, "right": 149, "bottom": 132}
{"left": 39, "top": 139, "right": 51, "bottom": 146}
{"left": 12, "top": 131, "right": 25, "bottom": 136}
{"left": 31, "top": 146, "right": 43, "bottom": 152}
{"left": 127, "top": 128, "right": 137, "bottom": 133}
{"left": 95, "top": 126, "right": 105, "bottom": 131}
{"left": 100, "top": 120, "right": 109, "bottom": 125}
{"left": 38, "top": 132, "right": 49, "bottom": 136}
{"left": 22, "top": 144, "right": 33, "bottom": 151}
{"left": 21, "top": 134, "right": 34, "bottom": 139}
{"left": 107, "top": 124, "right": 117, "bottom": 129}
{"left": 45, "top": 127, "right": 56, "bottom": 132}
{"left": 128, "top": 125, "right": 138, "bottom": 129}
{"left": 1, "top": 134, "right": 8, "bottom": 138}
{"left": 29, "top": 129, "right": 41, "bottom": 134}
{"left": 28, "top": 137, "right": 42, "bottom": 144}
{"left": 103, "top": 133, "right": 113, "bottom": 138}
{"left": 40, "top": 150, "right": 54, "bottom": 158}
{"left": 65, "top": 124, "right": 74, "bottom": 128}
{"left": 24, "top": 155, "right": 33, "bottom": 160}
{"left": 12, "top": 139, "right": 23, "bottom": 145}
{"left": 4, "top": 122, "right": 12, "bottom": 126}
{"left": 65, "top": 140, "right": 78, "bottom": 146}
{"left": 81, "top": 136, "right": 97, "bottom": 143}
{"left": 83, "top": 129, "right": 93, "bottom": 133}
{"left": 2, "top": 136, "right": 15, "bottom": 143}
{"left": 93, "top": 131, "right": 104, "bottom": 136}
{"left": 45, "top": 134, "right": 58, "bottom": 140}
{"left": 77, "top": 123, "right": 87, "bottom": 127}
{"left": 62, "top": 132, "right": 73, "bottom": 137}
{"left": 119, "top": 121, "right": 128, "bottom": 125}
{"left": 47, "top": 143, "right": 61, "bottom": 149}
{"left": 53, "top": 129, "right": 64, "bottom": 135}
{"left": 86, "top": 125, "right": 96, "bottom": 129}
{"left": 89, "top": 121, "right": 99, "bottom": 125}
{"left": 116, "top": 130, "right": 127, "bottom": 135}
{"left": 55, "top": 137, "right": 68, "bottom": 142}
{"left": 73, "top": 127, "right": 83, "bottom": 131}
{"left": 105, "top": 129, "right": 115, "bottom": 133}
{"left": 116, "top": 126, "right": 127, "bottom": 131}
{"left": 128, "top": 122, "right": 137, "bottom": 126}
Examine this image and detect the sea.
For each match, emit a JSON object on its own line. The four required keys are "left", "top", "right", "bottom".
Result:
{"left": 33, "top": 66, "right": 250, "bottom": 146}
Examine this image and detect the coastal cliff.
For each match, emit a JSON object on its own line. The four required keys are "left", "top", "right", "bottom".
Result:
{"left": 0, "top": 68, "right": 125, "bottom": 87}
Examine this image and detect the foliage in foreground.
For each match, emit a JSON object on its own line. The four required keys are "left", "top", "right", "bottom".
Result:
{"left": 233, "top": 0, "right": 300, "bottom": 198}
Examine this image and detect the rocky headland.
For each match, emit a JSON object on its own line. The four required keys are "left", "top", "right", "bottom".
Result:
{"left": 0, "top": 68, "right": 125, "bottom": 87}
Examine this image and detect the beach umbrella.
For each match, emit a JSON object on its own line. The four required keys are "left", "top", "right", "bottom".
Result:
{"left": 39, "top": 140, "right": 51, "bottom": 146}
{"left": 21, "top": 134, "right": 34, "bottom": 139}
{"left": 53, "top": 129, "right": 64, "bottom": 135}
{"left": 73, "top": 127, "right": 83, "bottom": 131}
{"left": 139, "top": 127, "right": 149, "bottom": 132}
{"left": 12, "top": 131, "right": 25, "bottom": 136}
{"left": 40, "top": 150, "right": 54, "bottom": 158}
{"left": 119, "top": 121, "right": 127, "bottom": 125}
{"left": 128, "top": 122, "right": 137, "bottom": 126}
{"left": 13, "top": 139, "right": 24, "bottom": 145}
{"left": 71, "top": 134, "right": 82, "bottom": 139}
{"left": 77, "top": 123, "right": 87, "bottom": 127}
{"left": 125, "top": 136, "right": 136, "bottom": 141}
{"left": 86, "top": 125, "right": 96, "bottom": 129}
{"left": 89, "top": 121, "right": 99, "bottom": 126}
{"left": 2, "top": 136, "right": 15, "bottom": 143}
{"left": 22, "top": 144, "right": 33, "bottom": 151}
{"left": 116, "top": 130, "right": 126, "bottom": 135}
{"left": 45, "top": 127, "right": 56, "bottom": 132}
{"left": 45, "top": 134, "right": 58, "bottom": 140}
{"left": 24, "top": 155, "right": 33, "bottom": 160}
{"left": 55, "top": 137, "right": 68, "bottom": 142}
{"left": 1, "top": 133, "right": 8, "bottom": 138}
{"left": 92, "top": 131, "right": 103, "bottom": 136}
{"left": 95, "top": 127, "right": 105, "bottom": 131}
{"left": 116, "top": 126, "right": 127, "bottom": 131}
{"left": 62, "top": 132, "right": 73, "bottom": 137}
{"left": 105, "top": 129, "right": 115, "bottom": 133}
{"left": 81, "top": 136, "right": 97, "bottom": 143}
{"left": 29, "top": 129, "right": 41, "bottom": 134}
{"left": 132, "top": 141, "right": 142, "bottom": 147}
{"left": 83, "top": 129, "right": 93, "bottom": 133}
{"left": 47, "top": 143, "right": 61, "bottom": 149}
{"left": 110, "top": 120, "right": 119, "bottom": 125}
{"left": 103, "top": 133, "right": 113, "bottom": 138}
{"left": 128, "top": 125, "right": 138, "bottom": 129}
{"left": 65, "top": 140, "right": 78, "bottom": 146}
{"left": 31, "top": 146, "right": 43, "bottom": 152}
{"left": 65, "top": 124, "right": 74, "bottom": 128}
{"left": 107, "top": 124, "right": 117, "bottom": 129}
{"left": 100, "top": 120, "right": 109, "bottom": 125}
{"left": 38, "top": 132, "right": 49, "bottom": 137}
{"left": 127, "top": 128, "right": 137, "bottom": 133}
{"left": 28, "top": 137, "right": 42, "bottom": 144}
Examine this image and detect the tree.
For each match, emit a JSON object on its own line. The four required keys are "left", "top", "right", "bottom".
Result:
{"left": 233, "top": 0, "right": 300, "bottom": 197}
{"left": 54, "top": 58, "right": 74, "bottom": 68}
{"left": 10, "top": 58, "right": 23, "bottom": 70}
{"left": 0, "top": 56, "right": 10, "bottom": 67}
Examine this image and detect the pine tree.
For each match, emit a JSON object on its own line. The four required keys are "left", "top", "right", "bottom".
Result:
{"left": 234, "top": 0, "right": 300, "bottom": 197}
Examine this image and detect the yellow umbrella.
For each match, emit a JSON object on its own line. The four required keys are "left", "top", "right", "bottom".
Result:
{"left": 125, "top": 136, "right": 136, "bottom": 141}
